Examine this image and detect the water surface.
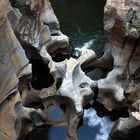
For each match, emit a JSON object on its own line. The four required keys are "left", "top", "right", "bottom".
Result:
{"left": 51, "top": 0, "right": 106, "bottom": 56}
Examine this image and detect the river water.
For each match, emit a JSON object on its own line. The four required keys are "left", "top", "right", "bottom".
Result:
{"left": 51, "top": 0, "right": 106, "bottom": 56}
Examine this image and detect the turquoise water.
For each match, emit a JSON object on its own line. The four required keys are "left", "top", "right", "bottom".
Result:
{"left": 51, "top": 0, "right": 106, "bottom": 56}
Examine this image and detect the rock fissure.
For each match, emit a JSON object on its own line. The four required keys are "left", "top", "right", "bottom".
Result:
{"left": 0, "top": 129, "right": 17, "bottom": 140}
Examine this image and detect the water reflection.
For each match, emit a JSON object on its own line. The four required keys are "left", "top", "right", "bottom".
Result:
{"left": 25, "top": 109, "right": 113, "bottom": 140}
{"left": 78, "top": 108, "right": 114, "bottom": 140}
{"left": 47, "top": 105, "right": 65, "bottom": 120}
{"left": 48, "top": 126, "right": 66, "bottom": 140}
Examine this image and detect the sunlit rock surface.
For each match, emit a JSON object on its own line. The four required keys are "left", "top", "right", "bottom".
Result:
{"left": 9, "top": 0, "right": 69, "bottom": 53}
{"left": 102, "top": 0, "right": 140, "bottom": 139}
{"left": 1, "top": 0, "right": 140, "bottom": 140}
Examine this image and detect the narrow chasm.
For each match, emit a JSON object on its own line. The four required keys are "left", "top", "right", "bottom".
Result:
{"left": 21, "top": 0, "right": 116, "bottom": 140}
{"left": 1, "top": 0, "right": 140, "bottom": 140}
{"left": 51, "top": 0, "right": 106, "bottom": 56}
{"left": 49, "top": 1, "right": 114, "bottom": 140}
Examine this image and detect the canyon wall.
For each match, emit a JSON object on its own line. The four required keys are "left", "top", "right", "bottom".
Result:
{"left": 0, "top": 0, "right": 140, "bottom": 140}
{"left": 103, "top": 0, "right": 140, "bottom": 139}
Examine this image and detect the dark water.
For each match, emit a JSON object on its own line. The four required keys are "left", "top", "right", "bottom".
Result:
{"left": 51, "top": 0, "right": 106, "bottom": 56}
{"left": 47, "top": 107, "right": 113, "bottom": 140}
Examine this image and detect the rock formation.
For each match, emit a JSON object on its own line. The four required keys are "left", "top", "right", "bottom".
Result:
{"left": 103, "top": 0, "right": 140, "bottom": 139}
{"left": 1, "top": 0, "right": 140, "bottom": 140}
{"left": 82, "top": 0, "right": 140, "bottom": 139}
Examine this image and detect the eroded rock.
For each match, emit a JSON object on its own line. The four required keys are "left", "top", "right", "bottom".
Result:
{"left": 1, "top": 0, "right": 140, "bottom": 140}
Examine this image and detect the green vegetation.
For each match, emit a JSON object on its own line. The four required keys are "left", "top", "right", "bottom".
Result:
{"left": 14, "top": 0, "right": 20, "bottom": 7}
{"left": 133, "top": 19, "right": 140, "bottom": 31}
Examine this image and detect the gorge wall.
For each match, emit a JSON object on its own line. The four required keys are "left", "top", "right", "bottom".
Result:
{"left": 0, "top": 0, "right": 140, "bottom": 140}
{"left": 104, "top": 0, "right": 140, "bottom": 139}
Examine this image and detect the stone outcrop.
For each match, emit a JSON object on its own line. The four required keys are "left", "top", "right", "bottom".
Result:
{"left": 102, "top": 0, "right": 140, "bottom": 139}
{"left": 80, "top": 0, "right": 140, "bottom": 139}
{"left": 0, "top": 0, "right": 92, "bottom": 139}
{"left": 9, "top": 0, "right": 69, "bottom": 54}
{"left": 1, "top": 0, "right": 140, "bottom": 140}
{"left": 0, "top": 1, "right": 46, "bottom": 139}
{"left": 0, "top": 0, "right": 70, "bottom": 139}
